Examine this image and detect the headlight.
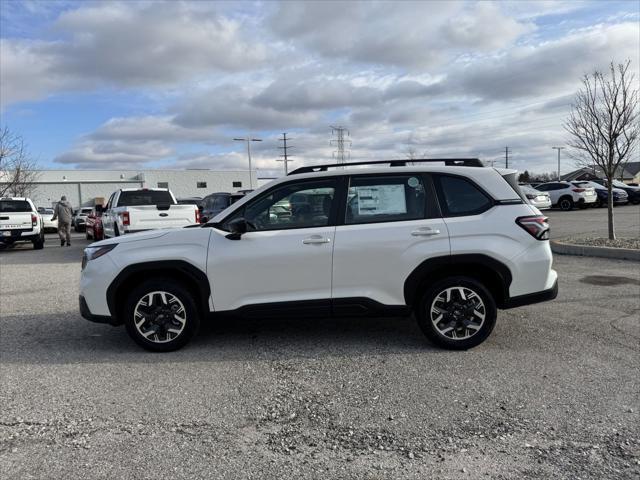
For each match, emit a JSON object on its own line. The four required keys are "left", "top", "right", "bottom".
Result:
{"left": 82, "top": 244, "right": 116, "bottom": 270}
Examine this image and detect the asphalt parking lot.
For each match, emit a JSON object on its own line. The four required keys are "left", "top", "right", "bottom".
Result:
{"left": 1, "top": 210, "right": 639, "bottom": 479}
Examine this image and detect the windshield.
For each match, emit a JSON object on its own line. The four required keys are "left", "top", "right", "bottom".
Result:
{"left": 0, "top": 200, "right": 31, "bottom": 212}
{"left": 118, "top": 190, "right": 174, "bottom": 206}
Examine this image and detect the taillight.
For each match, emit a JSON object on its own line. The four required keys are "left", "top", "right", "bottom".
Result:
{"left": 516, "top": 215, "right": 549, "bottom": 240}
{"left": 572, "top": 188, "right": 585, "bottom": 192}
{"left": 121, "top": 211, "right": 130, "bottom": 226}
{"left": 196, "top": 209, "right": 201, "bottom": 224}
{"left": 31, "top": 213, "right": 37, "bottom": 226}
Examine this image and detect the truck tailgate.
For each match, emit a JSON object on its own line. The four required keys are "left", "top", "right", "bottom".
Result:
{"left": 128, "top": 205, "right": 196, "bottom": 230}
{"left": 0, "top": 213, "right": 33, "bottom": 230}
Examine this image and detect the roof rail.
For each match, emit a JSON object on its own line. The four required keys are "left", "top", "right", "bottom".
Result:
{"left": 288, "top": 158, "right": 484, "bottom": 175}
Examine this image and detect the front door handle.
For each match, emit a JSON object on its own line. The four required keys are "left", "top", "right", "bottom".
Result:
{"left": 411, "top": 227, "right": 441, "bottom": 237}
{"left": 303, "top": 235, "right": 331, "bottom": 245}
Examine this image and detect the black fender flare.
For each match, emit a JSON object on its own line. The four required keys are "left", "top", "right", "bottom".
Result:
{"left": 106, "top": 260, "right": 210, "bottom": 321}
{"left": 403, "top": 254, "right": 512, "bottom": 307}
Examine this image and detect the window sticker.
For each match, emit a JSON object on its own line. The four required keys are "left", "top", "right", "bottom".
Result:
{"left": 356, "top": 185, "right": 407, "bottom": 215}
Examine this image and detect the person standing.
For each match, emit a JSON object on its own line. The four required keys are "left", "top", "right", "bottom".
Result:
{"left": 51, "top": 195, "right": 74, "bottom": 246}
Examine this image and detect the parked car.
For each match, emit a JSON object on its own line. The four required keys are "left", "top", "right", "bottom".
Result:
{"left": 85, "top": 207, "right": 105, "bottom": 241}
{"left": 39, "top": 207, "right": 58, "bottom": 232}
{"left": 80, "top": 159, "right": 557, "bottom": 352}
{"left": 571, "top": 181, "right": 628, "bottom": 207}
{"left": 592, "top": 179, "right": 640, "bottom": 204}
{"left": 0, "top": 197, "right": 45, "bottom": 249}
{"left": 101, "top": 188, "right": 200, "bottom": 238}
{"left": 519, "top": 184, "right": 551, "bottom": 210}
{"left": 200, "top": 192, "right": 245, "bottom": 223}
{"left": 535, "top": 181, "right": 597, "bottom": 210}
{"left": 72, "top": 207, "right": 94, "bottom": 232}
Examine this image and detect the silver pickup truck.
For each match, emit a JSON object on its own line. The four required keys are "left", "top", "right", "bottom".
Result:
{"left": 101, "top": 188, "right": 199, "bottom": 238}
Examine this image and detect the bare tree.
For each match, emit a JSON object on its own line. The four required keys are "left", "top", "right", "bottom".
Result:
{"left": 0, "top": 127, "right": 39, "bottom": 197}
{"left": 403, "top": 133, "right": 427, "bottom": 161}
{"left": 565, "top": 60, "right": 639, "bottom": 239}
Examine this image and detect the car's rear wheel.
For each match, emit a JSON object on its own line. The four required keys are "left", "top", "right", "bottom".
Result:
{"left": 124, "top": 279, "right": 200, "bottom": 352}
{"left": 558, "top": 196, "right": 574, "bottom": 211}
{"left": 416, "top": 276, "right": 497, "bottom": 350}
{"left": 32, "top": 232, "right": 45, "bottom": 250}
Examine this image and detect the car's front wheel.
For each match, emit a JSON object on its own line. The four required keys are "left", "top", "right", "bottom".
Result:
{"left": 124, "top": 279, "right": 200, "bottom": 352}
{"left": 416, "top": 276, "right": 497, "bottom": 350}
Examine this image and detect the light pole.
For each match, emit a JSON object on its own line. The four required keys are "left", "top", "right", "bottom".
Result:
{"left": 233, "top": 137, "right": 262, "bottom": 189}
{"left": 552, "top": 146, "right": 565, "bottom": 181}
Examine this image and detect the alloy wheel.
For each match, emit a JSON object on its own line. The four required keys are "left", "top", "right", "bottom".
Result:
{"left": 429, "top": 286, "right": 486, "bottom": 340}
{"left": 133, "top": 291, "right": 187, "bottom": 343}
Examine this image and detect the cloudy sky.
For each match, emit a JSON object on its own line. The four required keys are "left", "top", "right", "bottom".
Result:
{"left": 1, "top": 0, "right": 638, "bottom": 177}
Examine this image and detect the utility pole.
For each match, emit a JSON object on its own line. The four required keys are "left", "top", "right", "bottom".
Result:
{"left": 233, "top": 137, "right": 262, "bottom": 189}
{"left": 552, "top": 146, "right": 565, "bottom": 181}
{"left": 330, "top": 125, "right": 351, "bottom": 164}
{"left": 504, "top": 146, "right": 510, "bottom": 168}
{"left": 277, "top": 133, "right": 293, "bottom": 174}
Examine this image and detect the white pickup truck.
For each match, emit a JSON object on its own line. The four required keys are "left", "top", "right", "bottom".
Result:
{"left": 0, "top": 197, "right": 45, "bottom": 249}
{"left": 102, "top": 188, "right": 200, "bottom": 238}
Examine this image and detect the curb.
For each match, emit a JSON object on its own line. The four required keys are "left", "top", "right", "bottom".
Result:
{"left": 550, "top": 240, "right": 640, "bottom": 262}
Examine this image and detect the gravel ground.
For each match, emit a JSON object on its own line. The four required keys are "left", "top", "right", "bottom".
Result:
{"left": 561, "top": 237, "right": 640, "bottom": 249}
{"left": 1, "top": 232, "right": 639, "bottom": 479}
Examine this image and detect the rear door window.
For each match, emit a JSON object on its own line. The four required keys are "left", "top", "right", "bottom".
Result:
{"left": 345, "top": 175, "right": 426, "bottom": 224}
{"left": 433, "top": 175, "right": 493, "bottom": 217}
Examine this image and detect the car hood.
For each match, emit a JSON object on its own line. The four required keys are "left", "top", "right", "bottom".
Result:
{"left": 92, "top": 229, "right": 170, "bottom": 247}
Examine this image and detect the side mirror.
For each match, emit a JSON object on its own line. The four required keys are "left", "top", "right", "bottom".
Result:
{"left": 225, "top": 217, "right": 248, "bottom": 240}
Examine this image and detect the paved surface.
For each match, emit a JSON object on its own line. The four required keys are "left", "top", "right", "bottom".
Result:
{"left": 1, "top": 232, "right": 639, "bottom": 479}
{"left": 547, "top": 204, "right": 639, "bottom": 239}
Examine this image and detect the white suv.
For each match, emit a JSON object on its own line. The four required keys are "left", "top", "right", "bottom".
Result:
{"left": 79, "top": 159, "right": 558, "bottom": 352}
{"left": 535, "top": 181, "right": 597, "bottom": 210}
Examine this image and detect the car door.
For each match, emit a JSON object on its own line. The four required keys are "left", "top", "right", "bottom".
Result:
{"left": 331, "top": 173, "right": 450, "bottom": 309}
{"left": 102, "top": 192, "right": 116, "bottom": 238}
{"left": 207, "top": 177, "right": 341, "bottom": 314}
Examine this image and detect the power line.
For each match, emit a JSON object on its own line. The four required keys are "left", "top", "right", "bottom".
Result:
{"left": 276, "top": 133, "right": 293, "bottom": 175}
{"left": 330, "top": 125, "right": 351, "bottom": 163}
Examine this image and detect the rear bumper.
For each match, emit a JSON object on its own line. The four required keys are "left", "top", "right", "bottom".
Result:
{"left": 501, "top": 279, "right": 558, "bottom": 309}
{"left": 0, "top": 229, "right": 39, "bottom": 243}
{"left": 79, "top": 295, "right": 117, "bottom": 325}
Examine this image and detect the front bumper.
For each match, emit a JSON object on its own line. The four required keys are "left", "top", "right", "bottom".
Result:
{"left": 501, "top": 279, "right": 558, "bottom": 309}
{"left": 79, "top": 295, "right": 117, "bottom": 325}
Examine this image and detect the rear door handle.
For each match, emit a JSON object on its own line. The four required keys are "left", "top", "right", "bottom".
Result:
{"left": 303, "top": 235, "right": 331, "bottom": 245}
{"left": 411, "top": 227, "right": 441, "bottom": 237}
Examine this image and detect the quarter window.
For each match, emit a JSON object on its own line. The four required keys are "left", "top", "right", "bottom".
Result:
{"left": 229, "top": 179, "right": 336, "bottom": 231}
{"left": 434, "top": 175, "right": 492, "bottom": 216}
{"left": 345, "top": 175, "right": 426, "bottom": 224}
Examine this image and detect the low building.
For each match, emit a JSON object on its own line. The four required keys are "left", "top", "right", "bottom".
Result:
{"left": 2, "top": 169, "right": 258, "bottom": 208}
{"left": 561, "top": 162, "right": 640, "bottom": 184}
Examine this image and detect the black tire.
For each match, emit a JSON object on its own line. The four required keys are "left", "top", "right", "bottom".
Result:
{"left": 86, "top": 230, "right": 91, "bottom": 240}
{"left": 558, "top": 196, "right": 574, "bottom": 211}
{"left": 114, "top": 224, "right": 120, "bottom": 237}
{"left": 416, "top": 276, "right": 497, "bottom": 350}
{"left": 33, "top": 232, "right": 45, "bottom": 250}
{"left": 124, "top": 278, "right": 200, "bottom": 352}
